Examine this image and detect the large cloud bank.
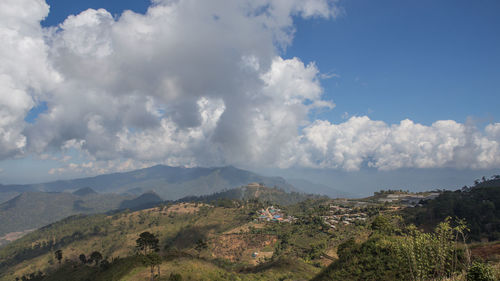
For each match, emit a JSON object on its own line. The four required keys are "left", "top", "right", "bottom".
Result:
{"left": 1, "top": 0, "right": 499, "bottom": 174}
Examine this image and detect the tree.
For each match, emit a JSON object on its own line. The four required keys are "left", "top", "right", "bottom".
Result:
{"left": 142, "top": 252, "right": 162, "bottom": 281}
{"left": 79, "top": 254, "right": 87, "bottom": 264}
{"left": 90, "top": 251, "right": 103, "bottom": 266}
{"left": 136, "top": 231, "right": 159, "bottom": 255}
{"left": 195, "top": 239, "right": 208, "bottom": 253}
{"left": 371, "top": 215, "right": 393, "bottom": 234}
{"left": 100, "top": 259, "right": 111, "bottom": 270}
{"left": 54, "top": 250, "right": 63, "bottom": 265}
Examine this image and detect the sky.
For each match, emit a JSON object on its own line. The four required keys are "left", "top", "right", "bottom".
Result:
{"left": 0, "top": 0, "right": 499, "bottom": 194}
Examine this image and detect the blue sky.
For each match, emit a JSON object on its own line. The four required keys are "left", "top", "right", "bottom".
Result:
{"left": 288, "top": 0, "right": 500, "bottom": 125}
{"left": 41, "top": 0, "right": 150, "bottom": 27}
{"left": 1, "top": 0, "right": 499, "bottom": 193}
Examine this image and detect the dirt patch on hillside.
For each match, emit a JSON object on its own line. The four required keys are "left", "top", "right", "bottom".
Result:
{"left": 210, "top": 233, "right": 278, "bottom": 265}
{"left": 166, "top": 203, "right": 204, "bottom": 214}
{"left": 0, "top": 229, "right": 35, "bottom": 243}
{"left": 471, "top": 242, "right": 500, "bottom": 260}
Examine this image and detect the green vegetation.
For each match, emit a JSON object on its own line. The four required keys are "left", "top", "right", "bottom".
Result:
{"left": 404, "top": 177, "right": 500, "bottom": 241}
{"left": 467, "top": 261, "right": 496, "bottom": 281}
{"left": 179, "top": 184, "right": 326, "bottom": 206}
{"left": 1, "top": 180, "right": 500, "bottom": 281}
{"left": 313, "top": 216, "right": 473, "bottom": 281}
{"left": 90, "top": 251, "right": 103, "bottom": 266}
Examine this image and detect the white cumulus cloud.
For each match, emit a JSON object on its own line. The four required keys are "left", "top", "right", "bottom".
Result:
{"left": 0, "top": 0, "right": 60, "bottom": 158}
{"left": 0, "top": 0, "right": 499, "bottom": 176}
{"left": 297, "top": 117, "right": 500, "bottom": 171}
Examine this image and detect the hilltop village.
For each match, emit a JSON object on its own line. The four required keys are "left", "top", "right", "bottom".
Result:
{"left": 321, "top": 204, "right": 368, "bottom": 229}
{"left": 256, "top": 206, "right": 296, "bottom": 223}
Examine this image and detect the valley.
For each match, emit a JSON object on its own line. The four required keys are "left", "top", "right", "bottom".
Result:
{"left": 1, "top": 176, "right": 499, "bottom": 280}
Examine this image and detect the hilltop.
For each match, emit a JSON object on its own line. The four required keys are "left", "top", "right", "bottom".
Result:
{"left": 179, "top": 183, "right": 327, "bottom": 206}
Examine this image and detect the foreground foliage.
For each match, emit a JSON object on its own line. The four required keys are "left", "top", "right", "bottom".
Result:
{"left": 313, "top": 216, "right": 473, "bottom": 281}
{"left": 466, "top": 261, "right": 496, "bottom": 281}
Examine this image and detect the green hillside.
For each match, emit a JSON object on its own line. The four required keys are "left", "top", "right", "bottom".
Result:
{"left": 0, "top": 190, "right": 134, "bottom": 240}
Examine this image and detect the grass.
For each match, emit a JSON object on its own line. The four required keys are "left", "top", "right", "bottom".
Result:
{"left": 121, "top": 256, "right": 320, "bottom": 281}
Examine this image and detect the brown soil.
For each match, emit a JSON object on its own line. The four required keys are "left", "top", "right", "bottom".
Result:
{"left": 210, "top": 233, "right": 278, "bottom": 264}
{"left": 166, "top": 203, "right": 206, "bottom": 214}
{"left": 471, "top": 242, "right": 500, "bottom": 260}
{"left": 0, "top": 229, "right": 35, "bottom": 242}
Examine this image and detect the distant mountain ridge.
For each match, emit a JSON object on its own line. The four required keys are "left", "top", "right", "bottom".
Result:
{"left": 0, "top": 165, "right": 296, "bottom": 202}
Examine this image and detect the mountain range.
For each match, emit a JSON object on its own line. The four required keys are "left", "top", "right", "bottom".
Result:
{"left": 0, "top": 165, "right": 296, "bottom": 203}
{"left": 0, "top": 165, "right": 327, "bottom": 244}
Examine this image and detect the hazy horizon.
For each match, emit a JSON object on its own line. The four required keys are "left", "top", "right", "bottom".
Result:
{"left": 2, "top": 163, "right": 498, "bottom": 199}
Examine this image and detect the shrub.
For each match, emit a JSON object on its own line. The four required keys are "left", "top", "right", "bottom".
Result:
{"left": 168, "top": 273, "right": 183, "bottom": 281}
{"left": 466, "top": 262, "right": 495, "bottom": 281}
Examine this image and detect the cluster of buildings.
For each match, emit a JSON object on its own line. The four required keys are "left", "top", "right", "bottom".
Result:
{"left": 256, "top": 206, "right": 295, "bottom": 223}
{"left": 378, "top": 192, "right": 440, "bottom": 207}
{"left": 322, "top": 204, "right": 368, "bottom": 229}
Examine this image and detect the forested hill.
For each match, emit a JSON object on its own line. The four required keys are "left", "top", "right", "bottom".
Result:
{"left": 404, "top": 176, "right": 500, "bottom": 241}
{"left": 178, "top": 184, "right": 327, "bottom": 206}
